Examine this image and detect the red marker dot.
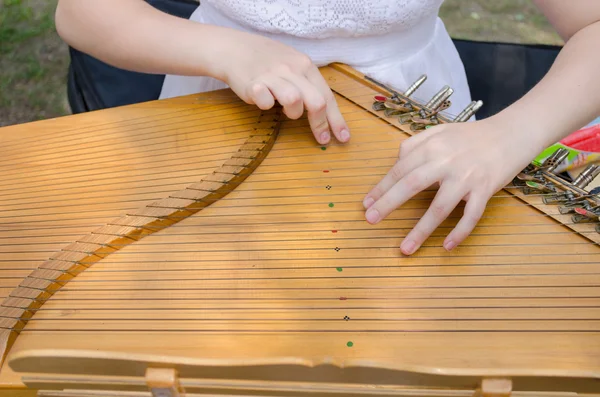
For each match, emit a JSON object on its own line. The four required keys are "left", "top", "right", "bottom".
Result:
{"left": 323, "top": 170, "right": 330, "bottom": 173}
{"left": 331, "top": 230, "right": 338, "bottom": 233}
{"left": 374, "top": 95, "right": 387, "bottom": 102}
{"left": 339, "top": 297, "right": 347, "bottom": 301}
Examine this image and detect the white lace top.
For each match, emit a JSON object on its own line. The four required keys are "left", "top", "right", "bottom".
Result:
{"left": 202, "top": 0, "right": 443, "bottom": 39}
{"left": 160, "top": 0, "right": 473, "bottom": 119}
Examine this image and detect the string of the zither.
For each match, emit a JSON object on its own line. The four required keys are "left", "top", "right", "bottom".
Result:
{"left": 0, "top": 180, "right": 594, "bottom": 228}
{"left": 0, "top": 100, "right": 398, "bottom": 177}
{"left": 0, "top": 94, "right": 245, "bottom": 151}
{"left": 0, "top": 109, "right": 398, "bottom": 192}
{"left": 1, "top": 165, "right": 597, "bottom": 246}
{"left": 0, "top": 90, "right": 510, "bottom": 204}
{"left": 0, "top": 77, "right": 464, "bottom": 154}
{"left": 2, "top": 85, "right": 596, "bottom": 280}
{"left": 0, "top": 113, "right": 589, "bottom": 214}
{"left": 0, "top": 79, "right": 460, "bottom": 167}
{"left": 1, "top": 162, "right": 597, "bottom": 238}
{"left": 0, "top": 110, "right": 260, "bottom": 171}
{"left": 0, "top": 153, "right": 580, "bottom": 214}
{"left": 8, "top": 167, "right": 600, "bottom": 273}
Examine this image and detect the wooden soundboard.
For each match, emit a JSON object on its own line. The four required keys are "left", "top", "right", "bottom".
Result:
{"left": 0, "top": 64, "right": 599, "bottom": 397}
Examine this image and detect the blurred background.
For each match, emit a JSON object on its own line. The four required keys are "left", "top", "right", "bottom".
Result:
{"left": 0, "top": 0, "right": 563, "bottom": 127}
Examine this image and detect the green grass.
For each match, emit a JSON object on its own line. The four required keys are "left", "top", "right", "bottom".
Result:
{"left": 0, "top": 0, "right": 68, "bottom": 127}
{"left": 0, "top": 0, "right": 564, "bottom": 127}
{"left": 440, "top": 0, "right": 563, "bottom": 45}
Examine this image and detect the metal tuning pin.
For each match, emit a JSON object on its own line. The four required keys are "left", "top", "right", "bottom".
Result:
{"left": 407, "top": 86, "right": 454, "bottom": 131}
{"left": 543, "top": 190, "right": 575, "bottom": 205}
{"left": 425, "top": 85, "right": 454, "bottom": 111}
{"left": 541, "top": 148, "right": 569, "bottom": 174}
{"left": 404, "top": 74, "right": 427, "bottom": 97}
{"left": 559, "top": 200, "right": 594, "bottom": 215}
{"left": 371, "top": 75, "right": 426, "bottom": 116}
{"left": 573, "top": 165, "right": 600, "bottom": 189}
{"left": 453, "top": 100, "right": 484, "bottom": 123}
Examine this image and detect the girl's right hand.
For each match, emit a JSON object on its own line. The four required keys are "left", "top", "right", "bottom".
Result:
{"left": 213, "top": 30, "right": 350, "bottom": 145}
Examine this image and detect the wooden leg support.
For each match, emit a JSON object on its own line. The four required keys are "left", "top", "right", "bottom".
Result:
{"left": 473, "top": 378, "right": 512, "bottom": 397}
{"left": 145, "top": 367, "right": 186, "bottom": 397}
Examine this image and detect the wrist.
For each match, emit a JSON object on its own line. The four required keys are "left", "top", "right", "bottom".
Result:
{"left": 486, "top": 107, "right": 559, "bottom": 157}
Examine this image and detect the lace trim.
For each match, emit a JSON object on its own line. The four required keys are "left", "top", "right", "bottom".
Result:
{"left": 203, "top": 0, "right": 443, "bottom": 39}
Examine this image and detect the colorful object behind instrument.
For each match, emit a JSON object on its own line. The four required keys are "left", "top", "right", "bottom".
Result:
{"left": 534, "top": 117, "right": 600, "bottom": 177}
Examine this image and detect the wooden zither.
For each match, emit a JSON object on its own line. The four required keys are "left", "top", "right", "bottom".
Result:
{"left": 0, "top": 64, "right": 600, "bottom": 397}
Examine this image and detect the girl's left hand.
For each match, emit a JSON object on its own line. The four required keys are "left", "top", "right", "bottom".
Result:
{"left": 362, "top": 117, "right": 542, "bottom": 255}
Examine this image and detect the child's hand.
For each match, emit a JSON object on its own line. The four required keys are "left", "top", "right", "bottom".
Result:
{"left": 214, "top": 31, "right": 350, "bottom": 145}
{"left": 361, "top": 118, "right": 541, "bottom": 255}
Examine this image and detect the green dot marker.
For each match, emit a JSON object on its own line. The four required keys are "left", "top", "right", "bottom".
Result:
{"left": 321, "top": 146, "right": 327, "bottom": 151}
{"left": 336, "top": 267, "right": 343, "bottom": 272}
{"left": 328, "top": 203, "right": 334, "bottom": 208}
{"left": 347, "top": 341, "right": 353, "bottom": 347}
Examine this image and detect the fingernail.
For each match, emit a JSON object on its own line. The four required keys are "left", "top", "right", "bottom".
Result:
{"left": 363, "top": 197, "right": 374, "bottom": 209}
{"left": 401, "top": 240, "right": 417, "bottom": 255}
{"left": 444, "top": 240, "right": 456, "bottom": 251}
{"left": 365, "top": 208, "right": 380, "bottom": 224}
{"left": 340, "top": 129, "right": 350, "bottom": 142}
{"left": 320, "top": 131, "right": 330, "bottom": 144}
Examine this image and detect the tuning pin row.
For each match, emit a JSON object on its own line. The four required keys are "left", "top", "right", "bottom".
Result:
{"left": 369, "top": 73, "right": 484, "bottom": 131}
{"left": 516, "top": 148, "right": 600, "bottom": 232}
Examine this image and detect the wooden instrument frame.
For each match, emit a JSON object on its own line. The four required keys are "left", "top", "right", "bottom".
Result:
{"left": 0, "top": 63, "right": 599, "bottom": 397}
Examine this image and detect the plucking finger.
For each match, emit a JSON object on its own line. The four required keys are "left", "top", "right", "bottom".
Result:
{"left": 443, "top": 192, "right": 487, "bottom": 251}
{"left": 306, "top": 67, "right": 350, "bottom": 143}
{"left": 364, "top": 165, "right": 439, "bottom": 225}
{"left": 362, "top": 149, "right": 425, "bottom": 209}
{"left": 400, "top": 184, "right": 465, "bottom": 255}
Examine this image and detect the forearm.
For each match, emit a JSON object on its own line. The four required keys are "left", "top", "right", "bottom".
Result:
{"left": 490, "top": 21, "right": 600, "bottom": 154}
{"left": 55, "top": 0, "right": 229, "bottom": 79}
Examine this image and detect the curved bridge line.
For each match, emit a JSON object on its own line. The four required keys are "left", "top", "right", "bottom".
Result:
{"left": 0, "top": 106, "right": 283, "bottom": 365}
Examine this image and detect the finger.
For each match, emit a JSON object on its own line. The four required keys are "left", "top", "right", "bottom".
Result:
{"left": 246, "top": 81, "right": 275, "bottom": 110}
{"left": 306, "top": 67, "right": 350, "bottom": 143}
{"left": 400, "top": 184, "right": 465, "bottom": 255}
{"left": 362, "top": 149, "right": 425, "bottom": 209}
{"left": 365, "top": 165, "right": 439, "bottom": 225}
{"left": 324, "top": 92, "right": 350, "bottom": 143}
{"left": 443, "top": 191, "right": 487, "bottom": 251}
{"left": 281, "top": 72, "right": 330, "bottom": 144}
{"left": 260, "top": 75, "right": 304, "bottom": 120}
